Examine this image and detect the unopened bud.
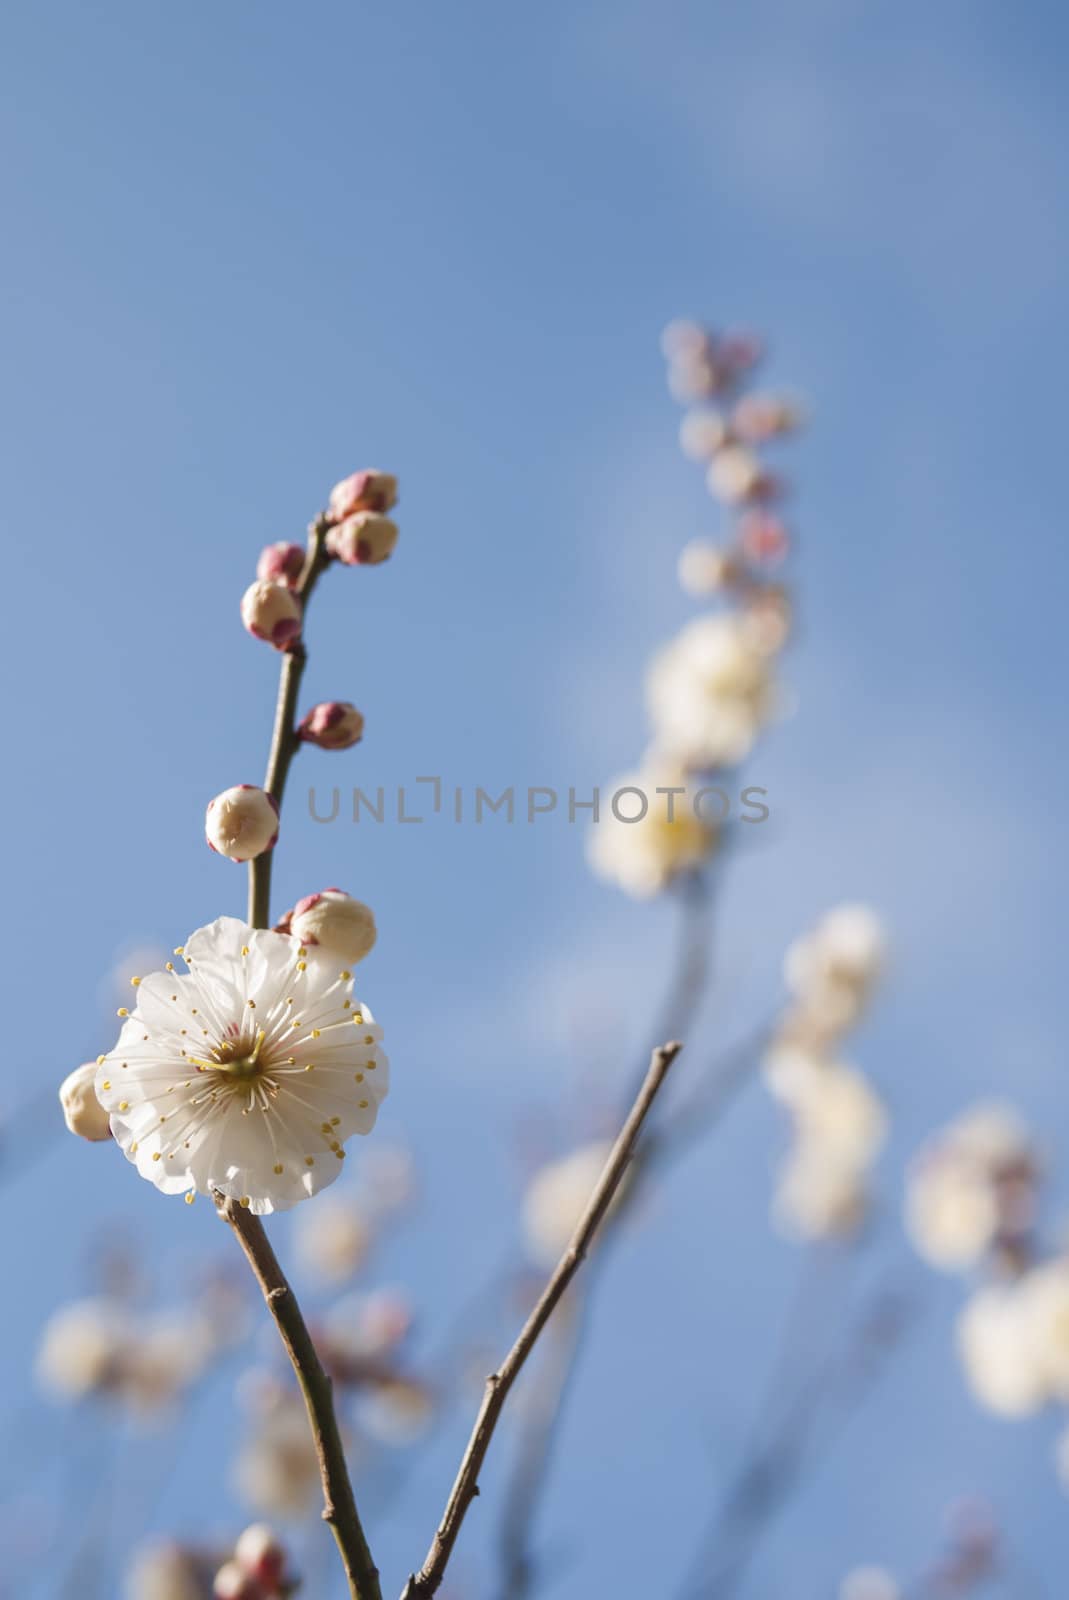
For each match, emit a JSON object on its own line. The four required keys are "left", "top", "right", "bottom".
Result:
{"left": 234, "top": 1524, "right": 286, "bottom": 1586}
{"left": 297, "top": 701, "right": 365, "bottom": 750}
{"left": 739, "top": 511, "right": 790, "bottom": 566}
{"left": 326, "top": 512, "right": 399, "bottom": 566}
{"left": 213, "top": 1559, "right": 262, "bottom": 1600}
{"left": 59, "top": 1063, "right": 112, "bottom": 1142}
{"left": 679, "top": 408, "right": 728, "bottom": 461}
{"left": 206, "top": 785, "right": 279, "bottom": 862}
{"left": 240, "top": 580, "right": 302, "bottom": 649}
{"left": 677, "top": 540, "right": 741, "bottom": 596}
{"left": 290, "top": 889, "right": 377, "bottom": 964}
{"left": 256, "top": 542, "right": 305, "bottom": 588}
{"left": 706, "top": 445, "right": 762, "bottom": 504}
{"left": 327, "top": 469, "right": 398, "bottom": 522}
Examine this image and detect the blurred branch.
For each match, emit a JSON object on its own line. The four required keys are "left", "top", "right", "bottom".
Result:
{"left": 401, "top": 1040, "right": 684, "bottom": 1600}
{"left": 218, "top": 1196, "right": 382, "bottom": 1600}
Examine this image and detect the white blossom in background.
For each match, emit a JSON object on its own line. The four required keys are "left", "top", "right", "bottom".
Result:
{"left": 956, "top": 1282, "right": 1049, "bottom": 1417}
{"left": 906, "top": 1102, "right": 1038, "bottom": 1270}
{"left": 840, "top": 1569, "right": 900, "bottom": 1600}
{"left": 292, "top": 1191, "right": 373, "bottom": 1283}
{"left": 522, "top": 1140, "right": 617, "bottom": 1268}
{"left": 782, "top": 902, "right": 886, "bottom": 1046}
{"left": 586, "top": 766, "right": 718, "bottom": 898}
{"left": 37, "top": 1299, "right": 215, "bottom": 1416}
{"left": 125, "top": 1542, "right": 212, "bottom": 1600}
{"left": 234, "top": 1391, "right": 324, "bottom": 1519}
{"left": 94, "top": 917, "right": 388, "bottom": 1214}
{"left": 774, "top": 1144, "right": 868, "bottom": 1239}
{"left": 646, "top": 613, "right": 777, "bottom": 770}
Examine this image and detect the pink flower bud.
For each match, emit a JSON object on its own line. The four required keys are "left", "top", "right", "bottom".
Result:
{"left": 290, "top": 888, "right": 377, "bottom": 964}
{"left": 206, "top": 785, "right": 279, "bottom": 862}
{"left": 59, "top": 1062, "right": 112, "bottom": 1142}
{"left": 213, "top": 1559, "right": 263, "bottom": 1600}
{"left": 240, "top": 580, "right": 302, "bottom": 649}
{"left": 256, "top": 542, "right": 306, "bottom": 588}
{"left": 327, "top": 469, "right": 398, "bottom": 522}
{"left": 297, "top": 701, "right": 365, "bottom": 750}
{"left": 739, "top": 511, "right": 790, "bottom": 566}
{"left": 731, "top": 392, "right": 803, "bottom": 443}
{"left": 326, "top": 512, "right": 399, "bottom": 567}
{"left": 234, "top": 1524, "right": 286, "bottom": 1587}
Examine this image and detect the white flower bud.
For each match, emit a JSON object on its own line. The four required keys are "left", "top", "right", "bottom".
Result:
{"left": 706, "top": 444, "right": 762, "bottom": 504}
{"left": 289, "top": 889, "right": 377, "bottom": 964}
{"left": 233, "top": 1523, "right": 286, "bottom": 1586}
{"left": 678, "top": 409, "right": 728, "bottom": 461}
{"left": 326, "top": 512, "right": 399, "bottom": 566}
{"left": 240, "top": 579, "right": 302, "bottom": 649}
{"left": 205, "top": 786, "right": 279, "bottom": 862}
{"left": 59, "top": 1061, "right": 112, "bottom": 1141}
{"left": 677, "top": 540, "right": 739, "bottom": 596}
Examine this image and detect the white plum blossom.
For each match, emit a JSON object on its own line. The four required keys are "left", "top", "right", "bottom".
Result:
{"left": 678, "top": 409, "right": 728, "bottom": 461}
{"left": 906, "top": 1102, "right": 1038, "bottom": 1270}
{"left": 95, "top": 917, "right": 389, "bottom": 1214}
{"left": 781, "top": 903, "right": 887, "bottom": 1046}
{"left": 586, "top": 766, "right": 718, "bottom": 898}
{"left": 125, "top": 1542, "right": 212, "bottom": 1600}
{"left": 677, "top": 540, "right": 740, "bottom": 597}
{"left": 37, "top": 1298, "right": 215, "bottom": 1415}
{"left": 292, "top": 1191, "right": 373, "bottom": 1283}
{"left": 774, "top": 1143, "right": 868, "bottom": 1239}
{"left": 234, "top": 1391, "right": 323, "bottom": 1518}
{"left": 646, "top": 613, "right": 776, "bottom": 771}
{"left": 59, "top": 1061, "right": 112, "bottom": 1141}
{"left": 956, "top": 1283, "right": 1048, "bottom": 1417}
{"left": 523, "top": 1140, "right": 617, "bottom": 1268}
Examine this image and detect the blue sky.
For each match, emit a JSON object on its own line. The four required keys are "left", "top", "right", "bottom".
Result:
{"left": 2, "top": 0, "right": 1068, "bottom": 1595}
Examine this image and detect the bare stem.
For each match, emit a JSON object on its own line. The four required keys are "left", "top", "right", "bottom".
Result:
{"left": 400, "top": 1040, "right": 684, "bottom": 1600}
{"left": 217, "top": 1196, "right": 383, "bottom": 1600}
{"left": 248, "top": 519, "right": 332, "bottom": 929}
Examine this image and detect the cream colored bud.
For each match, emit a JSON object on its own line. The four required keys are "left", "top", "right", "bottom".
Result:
{"left": 290, "top": 889, "right": 377, "bottom": 964}
{"left": 59, "top": 1062, "right": 112, "bottom": 1142}
{"left": 240, "top": 579, "right": 302, "bottom": 649}
{"left": 205, "top": 785, "right": 279, "bottom": 862}
{"left": 326, "top": 512, "right": 399, "bottom": 566}
{"left": 706, "top": 444, "right": 762, "bottom": 504}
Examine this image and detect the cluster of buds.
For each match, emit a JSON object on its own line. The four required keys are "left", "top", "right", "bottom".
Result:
{"left": 213, "top": 1525, "right": 296, "bottom": 1599}
{"left": 324, "top": 468, "right": 400, "bottom": 566}
{"left": 664, "top": 319, "right": 801, "bottom": 654}
{"left": 588, "top": 321, "right": 801, "bottom": 898}
{"left": 763, "top": 905, "right": 888, "bottom": 1239}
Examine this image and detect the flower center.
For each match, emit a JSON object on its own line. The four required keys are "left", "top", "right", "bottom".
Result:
{"left": 190, "top": 1027, "right": 267, "bottom": 1079}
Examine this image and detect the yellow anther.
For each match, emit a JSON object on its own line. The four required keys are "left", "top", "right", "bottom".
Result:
{"left": 304, "top": 1063, "right": 315, "bottom": 1072}
{"left": 340, "top": 970, "right": 352, "bottom": 981}
{"left": 240, "top": 1196, "right": 251, "bottom": 1208}
{"left": 355, "top": 1073, "right": 364, "bottom": 1082}
{"left": 305, "top": 1156, "right": 314, "bottom": 1167}
{"left": 131, "top": 976, "right": 141, "bottom": 987}
{"left": 358, "top": 1099, "right": 369, "bottom": 1109}
{"left": 247, "top": 999, "right": 256, "bottom": 1009}
{"left": 241, "top": 945, "right": 249, "bottom": 956}
{"left": 297, "top": 960, "right": 307, "bottom": 972}
{"left": 364, "top": 1035, "right": 374, "bottom": 1045}
{"left": 185, "top": 1192, "right": 195, "bottom": 1205}
{"left": 101, "top": 1080, "right": 111, "bottom": 1091}
{"left": 118, "top": 1101, "right": 129, "bottom": 1111}
{"left": 152, "top": 1152, "right": 161, "bottom": 1162}
{"left": 130, "top": 1141, "right": 138, "bottom": 1154}
{"left": 166, "top": 962, "right": 175, "bottom": 972}
{"left": 335, "top": 1149, "right": 345, "bottom": 1159}
{"left": 311, "top": 1028, "right": 321, "bottom": 1039}
{"left": 273, "top": 1163, "right": 284, "bottom": 1175}
{"left": 174, "top": 946, "right": 184, "bottom": 956}
{"left": 117, "top": 1007, "right": 128, "bottom": 1017}
{"left": 330, "top": 1117, "right": 340, "bottom": 1127}
{"left": 96, "top": 1055, "right": 106, "bottom": 1066}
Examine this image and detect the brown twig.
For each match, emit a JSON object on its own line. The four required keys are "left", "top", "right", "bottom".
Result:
{"left": 248, "top": 518, "right": 332, "bottom": 929}
{"left": 400, "top": 1039, "right": 684, "bottom": 1600}
{"left": 218, "top": 1194, "right": 383, "bottom": 1600}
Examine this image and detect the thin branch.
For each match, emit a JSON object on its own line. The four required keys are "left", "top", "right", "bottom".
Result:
{"left": 401, "top": 1039, "right": 684, "bottom": 1600}
{"left": 248, "top": 519, "right": 332, "bottom": 929}
{"left": 218, "top": 1195, "right": 383, "bottom": 1600}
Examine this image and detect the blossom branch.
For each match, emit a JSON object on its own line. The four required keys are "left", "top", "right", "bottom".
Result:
{"left": 218, "top": 1194, "right": 383, "bottom": 1600}
{"left": 401, "top": 1039, "right": 684, "bottom": 1600}
{"left": 248, "top": 518, "right": 332, "bottom": 929}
